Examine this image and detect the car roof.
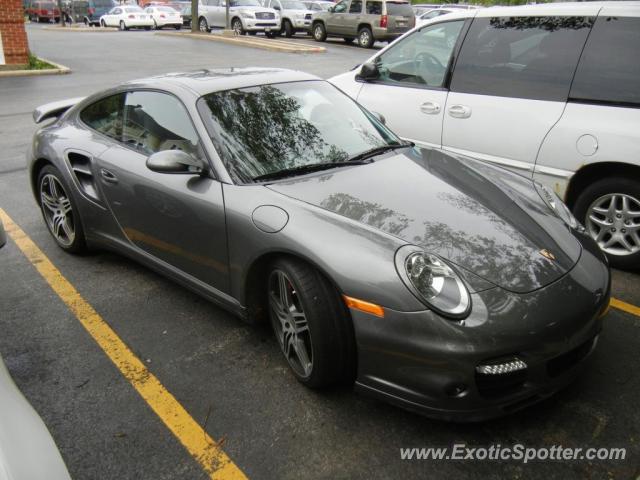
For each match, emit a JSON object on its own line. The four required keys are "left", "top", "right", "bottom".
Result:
{"left": 124, "top": 67, "right": 321, "bottom": 97}
{"left": 444, "top": 1, "right": 640, "bottom": 18}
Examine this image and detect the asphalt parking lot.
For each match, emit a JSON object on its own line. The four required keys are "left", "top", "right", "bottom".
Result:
{"left": 1, "top": 24, "right": 640, "bottom": 480}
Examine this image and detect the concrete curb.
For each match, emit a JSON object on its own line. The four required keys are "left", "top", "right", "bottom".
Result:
{"left": 42, "top": 26, "right": 118, "bottom": 32}
{"left": 155, "top": 31, "right": 325, "bottom": 53}
{"left": 0, "top": 57, "right": 71, "bottom": 77}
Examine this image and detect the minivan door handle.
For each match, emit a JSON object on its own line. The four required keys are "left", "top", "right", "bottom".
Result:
{"left": 100, "top": 168, "right": 118, "bottom": 184}
{"left": 448, "top": 104, "right": 472, "bottom": 119}
{"left": 420, "top": 101, "right": 441, "bottom": 115}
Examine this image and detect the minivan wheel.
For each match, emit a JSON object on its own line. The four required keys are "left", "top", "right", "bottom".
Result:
{"left": 574, "top": 176, "right": 640, "bottom": 269}
{"left": 198, "top": 16, "right": 209, "bottom": 32}
{"left": 312, "top": 22, "right": 326, "bottom": 42}
{"left": 358, "top": 26, "right": 373, "bottom": 48}
{"left": 267, "top": 258, "right": 356, "bottom": 388}
{"left": 38, "top": 166, "right": 86, "bottom": 253}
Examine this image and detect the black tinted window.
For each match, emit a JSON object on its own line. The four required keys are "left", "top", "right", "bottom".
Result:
{"left": 366, "top": 1, "right": 380, "bottom": 15}
{"left": 80, "top": 93, "right": 124, "bottom": 140}
{"left": 349, "top": 0, "right": 361, "bottom": 14}
{"left": 451, "top": 16, "right": 593, "bottom": 101}
{"left": 570, "top": 16, "right": 640, "bottom": 106}
{"left": 386, "top": 2, "right": 412, "bottom": 16}
{"left": 122, "top": 91, "right": 203, "bottom": 159}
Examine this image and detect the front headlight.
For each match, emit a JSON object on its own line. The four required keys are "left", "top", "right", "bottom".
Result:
{"left": 535, "top": 182, "right": 584, "bottom": 231}
{"left": 239, "top": 10, "right": 254, "bottom": 18}
{"left": 396, "top": 247, "right": 471, "bottom": 319}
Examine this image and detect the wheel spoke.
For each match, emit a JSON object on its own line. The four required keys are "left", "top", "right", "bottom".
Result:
{"left": 49, "top": 178, "right": 60, "bottom": 199}
{"left": 60, "top": 197, "right": 72, "bottom": 214}
{"left": 278, "top": 272, "right": 290, "bottom": 309}
{"left": 595, "top": 227, "right": 608, "bottom": 242}
{"left": 602, "top": 234, "right": 618, "bottom": 249}
{"left": 588, "top": 214, "right": 609, "bottom": 228}
{"left": 61, "top": 216, "right": 74, "bottom": 240}
{"left": 41, "top": 193, "right": 58, "bottom": 212}
{"left": 619, "top": 234, "right": 635, "bottom": 253}
{"left": 53, "top": 215, "right": 65, "bottom": 238}
{"left": 291, "top": 311, "right": 308, "bottom": 333}
{"left": 292, "top": 337, "right": 312, "bottom": 376}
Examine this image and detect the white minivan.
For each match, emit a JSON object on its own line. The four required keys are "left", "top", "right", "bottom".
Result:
{"left": 330, "top": 3, "right": 640, "bottom": 269}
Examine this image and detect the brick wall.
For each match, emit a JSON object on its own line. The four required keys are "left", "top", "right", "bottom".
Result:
{"left": 0, "top": 0, "right": 29, "bottom": 65}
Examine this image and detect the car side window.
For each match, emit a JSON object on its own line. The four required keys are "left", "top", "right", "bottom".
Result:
{"left": 373, "top": 20, "right": 464, "bottom": 88}
{"left": 570, "top": 15, "right": 640, "bottom": 107}
{"left": 122, "top": 91, "right": 204, "bottom": 160}
{"left": 80, "top": 93, "right": 125, "bottom": 141}
{"left": 349, "top": 0, "right": 361, "bottom": 14}
{"left": 365, "top": 1, "right": 380, "bottom": 15}
{"left": 333, "top": 1, "right": 347, "bottom": 13}
{"left": 113, "top": 7, "right": 121, "bottom": 14}
{"left": 450, "top": 16, "right": 594, "bottom": 102}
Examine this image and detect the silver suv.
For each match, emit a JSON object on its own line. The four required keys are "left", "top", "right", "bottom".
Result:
{"left": 311, "top": 0, "right": 414, "bottom": 48}
{"left": 198, "top": 0, "right": 281, "bottom": 36}
{"left": 264, "top": 0, "right": 313, "bottom": 37}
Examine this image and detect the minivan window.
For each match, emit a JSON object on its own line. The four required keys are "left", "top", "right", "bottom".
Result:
{"left": 570, "top": 16, "right": 640, "bottom": 107}
{"left": 450, "top": 16, "right": 593, "bottom": 102}
{"left": 365, "top": 0, "right": 380, "bottom": 15}
{"left": 386, "top": 2, "right": 412, "bottom": 16}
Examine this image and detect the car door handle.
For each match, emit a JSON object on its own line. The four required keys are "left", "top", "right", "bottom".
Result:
{"left": 420, "top": 102, "right": 441, "bottom": 115}
{"left": 100, "top": 168, "right": 118, "bottom": 184}
{"left": 448, "top": 104, "right": 472, "bottom": 119}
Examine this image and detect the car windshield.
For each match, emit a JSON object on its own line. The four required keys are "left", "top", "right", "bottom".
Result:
{"left": 282, "top": 1, "right": 306, "bottom": 9}
{"left": 229, "top": 0, "right": 261, "bottom": 6}
{"left": 198, "top": 80, "right": 401, "bottom": 183}
{"left": 124, "top": 6, "right": 143, "bottom": 12}
{"left": 317, "top": 2, "right": 330, "bottom": 9}
{"left": 158, "top": 6, "right": 175, "bottom": 11}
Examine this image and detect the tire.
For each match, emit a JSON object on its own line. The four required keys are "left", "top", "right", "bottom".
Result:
{"left": 37, "top": 165, "right": 87, "bottom": 254}
{"left": 343, "top": 37, "right": 354, "bottom": 44}
{"left": 119, "top": 20, "right": 127, "bottom": 31}
{"left": 265, "top": 30, "right": 277, "bottom": 38}
{"left": 283, "top": 19, "right": 293, "bottom": 37}
{"left": 198, "top": 16, "right": 209, "bottom": 32}
{"left": 84, "top": 17, "right": 89, "bottom": 26}
{"left": 267, "top": 257, "right": 356, "bottom": 388}
{"left": 232, "top": 17, "right": 244, "bottom": 35}
{"left": 174, "top": 24, "right": 181, "bottom": 30}
{"left": 312, "top": 22, "right": 326, "bottom": 42}
{"left": 574, "top": 176, "right": 640, "bottom": 270}
{"left": 100, "top": 19, "right": 106, "bottom": 27}
{"left": 153, "top": 19, "right": 159, "bottom": 29}
{"left": 357, "top": 26, "right": 374, "bottom": 48}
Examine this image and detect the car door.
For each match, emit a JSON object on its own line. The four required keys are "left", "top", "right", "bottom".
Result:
{"left": 105, "top": 6, "right": 119, "bottom": 25}
{"left": 344, "top": 0, "right": 361, "bottom": 36}
{"left": 355, "top": 18, "right": 467, "bottom": 148}
{"left": 442, "top": 11, "right": 597, "bottom": 177}
{"left": 94, "top": 90, "right": 230, "bottom": 294}
{"left": 325, "top": 0, "right": 347, "bottom": 35}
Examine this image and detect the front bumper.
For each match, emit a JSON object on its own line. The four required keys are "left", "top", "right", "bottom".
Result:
{"left": 242, "top": 18, "right": 281, "bottom": 31}
{"left": 351, "top": 232, "right": 610, "bottom": 421}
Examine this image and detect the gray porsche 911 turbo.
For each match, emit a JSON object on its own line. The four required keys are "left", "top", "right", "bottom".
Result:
{"left": 28, "top": 67, "right": 610, "bottom": 420}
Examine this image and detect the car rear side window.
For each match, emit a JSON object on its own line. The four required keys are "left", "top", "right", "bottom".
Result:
{"left": 570, "top": 16, "right": 640, "bottom": 107}
{"left": 80, "top": 93, "right": 125, "bottom": 141}
{"left": 385, "top": 2, "right": 412, "bottom": 16}
{"left": 349, "top": 0, "right": 361, "bottom": 14}
{"left": 450, "top": 16, "right": 593, "bottom": 102}
{"left": 366, "top": 1, "right": 381, "bottom": 15}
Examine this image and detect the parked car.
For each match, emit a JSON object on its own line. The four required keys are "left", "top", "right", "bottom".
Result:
{"left": 0, "top": 219, "right": 72, "bottom": 480}
{"left": 62, "top": 0, "right": 117, "bottom": 26}
{"left": 330, "top": 3, "right": 640, "bottom": 269}
{"left": 311, "top": 0, "right": 415, "bottom": 48}
{"left": 179, "top": 3, "right": 192, "bottom": 26}
{"left": 27, "top": 1, "right": 60, "bottom": 22}
{"left": 303, "top": 0, "right": 332, "bottom": 13}
{"left": 145, "top": 5, "right": 183, "bottom": 28}
{"left": 416, "top": 7, "right": 456, "bottom": 26}
{"left": 28, "top": 67, "right": 609, "bottom": 420}
{"left": 197, "top": 0, "right": 281, "bottom": 36}
{"left": 263, "top": 0, "right": 312, "bottom": 37}
{"left": 100, "top": 5, "right": 154, "bottom": 29}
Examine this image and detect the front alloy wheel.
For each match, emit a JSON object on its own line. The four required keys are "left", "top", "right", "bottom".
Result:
{"left": 313, "top": 22, "right": 326, "bottom": 42}
{"left": 232, "top": 18, "right": 244, "bottom": 35}
{"left": 199, "top": 17, "right": 209, "bottom": 32}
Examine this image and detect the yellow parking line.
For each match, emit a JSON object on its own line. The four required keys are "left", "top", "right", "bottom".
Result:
{"left": 611, "top": 297, "right": 640, "bottom": 318}
{"left": 0, "top": 209, "right": 246, "bottom": 480}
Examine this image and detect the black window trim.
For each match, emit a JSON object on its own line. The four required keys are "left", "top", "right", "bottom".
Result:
{"left": 356, "top": 17, "right": 472, "bottom": 92}
{"left": 78, "top": 87, "right": 217, "bottom": 180}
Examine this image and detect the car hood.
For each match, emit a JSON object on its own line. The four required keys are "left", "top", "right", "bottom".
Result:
{"left": 285, "top": 8, "right": 312, "bottom": 15}
{"left": 232, "top": 6, "right": 276, "bottom": 11}
{"left": 267, "top": 147, "right": 582, "bottom": 293}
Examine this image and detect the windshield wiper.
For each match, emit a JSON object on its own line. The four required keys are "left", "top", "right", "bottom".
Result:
{"left": 346, "top": 142, "right": 412, "bottom": 163}
{"left": 253, "top": 158, "right": 372, "bottom": 182}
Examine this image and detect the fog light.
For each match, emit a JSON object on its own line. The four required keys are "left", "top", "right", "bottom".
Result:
{"left": 476, "top": 358, "right": 527, "bottom": 375}
{"left": 445, "top": 383, "right": 467, "bottom": 398}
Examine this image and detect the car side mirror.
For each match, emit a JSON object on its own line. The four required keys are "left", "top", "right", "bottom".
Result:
{"left": 371, "top": 111, "right": 386, "bottom": 125}
{"left": 146, "top": 150, "right": 206, "bottom": 175}
{"left": 357, "top": 62, "right": 379, "bottom": 81}
{"left": 328, "top": 5, "right": 334, "bottom": 12}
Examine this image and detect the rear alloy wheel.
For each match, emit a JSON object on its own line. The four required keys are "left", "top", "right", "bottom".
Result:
{"left": 312, "top": 22, "right": 326, "bottom": 42}
{"left": 38, "top": 166, "right": 86, "bottom": 253}
{"left": 232, "top": 18, "right": 244, "bottom": 35}
{"left": 358, "top": 26, "right": 374, "bottom": 48}
{"left": 283, "top": 19, "right": 293, "bottom": 37}
{"left": 574, "top": 177, "right": 640, "bottom": 269}
{"left": 267, "top": 258, "right": 356, "bottom": 388}
{"left": 199, "top": 16, "right": 209, "bottom": 32}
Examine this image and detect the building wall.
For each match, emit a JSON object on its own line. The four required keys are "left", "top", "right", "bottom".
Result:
{"left": 0, "top": 0, "right": 29, "bottom": 66}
